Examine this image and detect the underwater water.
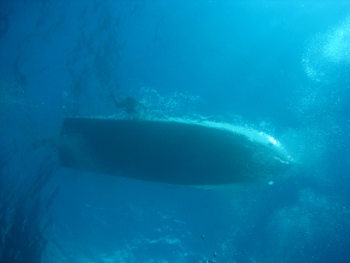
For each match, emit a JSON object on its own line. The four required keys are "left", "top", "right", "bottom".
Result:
{"left": 1, "top": 0, "right": 350, "bottom": 262}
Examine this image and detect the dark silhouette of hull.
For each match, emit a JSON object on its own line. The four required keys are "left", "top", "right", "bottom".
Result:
{"left": 59, "top": 117, "right": 292, "bottom": 185}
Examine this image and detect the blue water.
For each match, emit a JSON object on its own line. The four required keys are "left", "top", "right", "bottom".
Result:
{"left": 1, "top": 0, "right": 350, "bottom": 262}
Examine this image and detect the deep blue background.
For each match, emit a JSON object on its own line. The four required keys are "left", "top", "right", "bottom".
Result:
{"left": 1, "top": 1, "right": 350, "bottom": 262}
